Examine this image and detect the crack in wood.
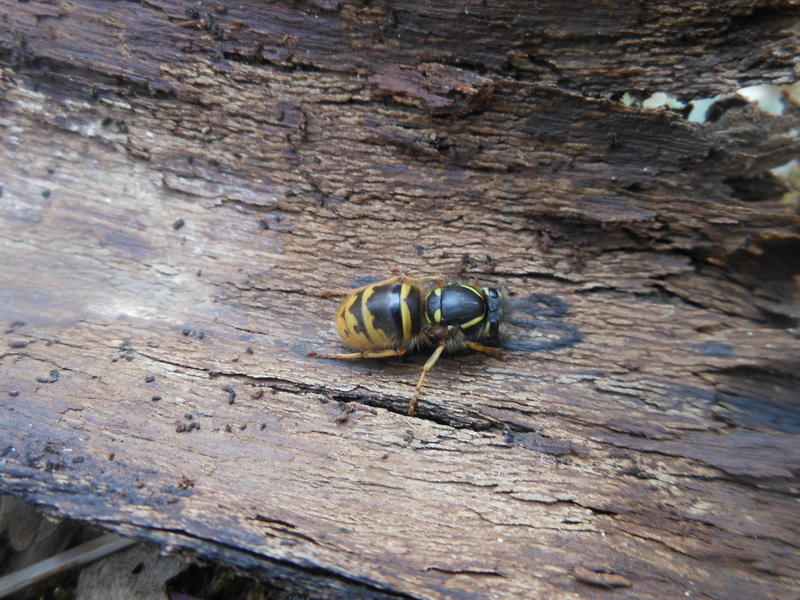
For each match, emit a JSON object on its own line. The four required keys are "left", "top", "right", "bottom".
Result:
{"left": 423, "top": 566, "right": 503, "bottom": 577}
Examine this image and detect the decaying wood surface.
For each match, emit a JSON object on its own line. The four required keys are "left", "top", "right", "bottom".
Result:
{"left": 1, "top": 1, "right": 799, "bottom": 598}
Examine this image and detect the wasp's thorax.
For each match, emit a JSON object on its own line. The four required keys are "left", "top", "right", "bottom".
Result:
{"left": 425, "top": 284, "right": 507, "bottom": 344}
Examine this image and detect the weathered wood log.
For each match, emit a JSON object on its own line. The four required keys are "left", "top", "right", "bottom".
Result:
{"left": 1, "top": 0, "right": 799, "bottom": 598}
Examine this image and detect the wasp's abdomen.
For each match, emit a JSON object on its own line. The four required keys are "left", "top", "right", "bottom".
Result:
{"left": 335, "top": 279, "right": 421, "bottom": 350}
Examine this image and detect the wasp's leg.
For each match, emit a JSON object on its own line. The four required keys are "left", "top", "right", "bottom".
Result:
{"left": 464, "top": 341, "right": 505, "bottom": 360}
{"left": 321, "top": 276, "right": 404, "bottom": 298}
{"left": 389, "top": 269, "right": 420, "bottom": 287}
{"left": 308, "top": 348, "right": 406, "bottom": 359}
{"left": 407, "top": 341, "right": 446, "bottom": 416}
{"left": 319, "top": 290, "right": 355, "bottom": 298}
{"left": 320, "top": 291, "right": 349, "bottom": 298}
{"left": 389, "top": 268, "right": 445, "bottom": 285}
{"left": 389, "top": 270, "right": 446, "bottom": 294}
{"left": 390, "top": 267, "right": 409, "bottom": 278}
{"left": 322, "top": 275, "right": 406, "bottom": 298}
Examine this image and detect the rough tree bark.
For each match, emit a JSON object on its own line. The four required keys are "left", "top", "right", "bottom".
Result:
{"left": 1, "top": 1, "right": 799, "bottom": 598}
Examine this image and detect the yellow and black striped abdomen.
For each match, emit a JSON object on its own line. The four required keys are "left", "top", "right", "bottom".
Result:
{"left": 335, "top": 278, "right": 421, "bottom": 351}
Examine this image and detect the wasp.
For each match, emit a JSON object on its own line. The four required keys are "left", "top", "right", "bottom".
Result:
{"left": 309, "top": 272, "right": 507, "bottom": 416}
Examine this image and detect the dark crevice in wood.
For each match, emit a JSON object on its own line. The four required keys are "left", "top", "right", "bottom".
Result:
{"left": 725, "top": 172, "right": 789, "bottom": 203}
{"left": 667, "top": 471, "right": 800, "bottom": 501}
{"left": 706, "top": 364, "right": 800, "bottom": 386}
{"left": 1, "top": 53, "right": 177, "bottom": 103}
{"left": 221, "top": 50, "right": 329, "bottom": 74}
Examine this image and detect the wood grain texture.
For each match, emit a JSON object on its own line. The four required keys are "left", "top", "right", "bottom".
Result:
{"left": 1, "top": 0, "right": 799, "bottom": 598}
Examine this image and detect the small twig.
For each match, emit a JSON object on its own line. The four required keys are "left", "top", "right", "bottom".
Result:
{"left": 0, "top": 533, "right": 136, "bottom": 598}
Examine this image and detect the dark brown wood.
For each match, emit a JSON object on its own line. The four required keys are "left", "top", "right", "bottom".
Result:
{"left": 1, "top": 1, "right": 799, "bottom": 598}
